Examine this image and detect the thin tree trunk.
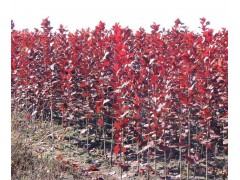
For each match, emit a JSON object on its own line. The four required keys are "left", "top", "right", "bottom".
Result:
{"left": 110, "top": 118, "right": 114, "bottom": 167}
{"left": 103, "top": 123, "right": 106, "bottom": 158}
{"left": 147, "top": 139, "right": 150, "bottom": 164}
{"left": 206, "top": 146, "right": 208, "bottom": 180}
{"left": 50, "top": 95, "right": 54, "bottom": 145}
{"left": 95, "top": 118, "right": 98, "bottom": 142}
{"left": 163, "top": 130, "right": 167, "bottom": 180}
{"left": 137, "top": 141, "right": 140, "bottom": 174}
{"left": 154, "top": 142, "right": 156, "bottom": 174}
{"left": 206, "top": 120, "right": 209, "bottom": 180}
{"left": 164, "top": 149, "right": 167, "bottom": 180}
{"left": 179, "top": 121, "right": 182, "bottom": 180}
{"left": 187, "top": 121, "right": 191, "bottom": 179}
{"left": 86, "top": 118, "right": 89, "bottom": 155}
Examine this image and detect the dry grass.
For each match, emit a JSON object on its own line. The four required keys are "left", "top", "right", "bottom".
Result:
{"left": 11, "top": 116, "right": 81, "bottom": 180}
{"left": 11, "top": 114, "right": 227, "bottom": 179}
{"left": 12, "top": 117, "right": 54, "bottom": 179}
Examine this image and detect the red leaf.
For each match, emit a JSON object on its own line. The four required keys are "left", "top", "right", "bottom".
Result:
{"left": 96, "top": 106, "right": 101, "bottom": 114}
{"left": 151, "top": 123, "right": 158, "bottom": 130}
{"left": 186, "top": 155, "right": 195, "bottom": 164}
{"left": 178, "top": 141, "right": 188, "bottom": 148}
{"left": 19, "top": 69, "right": 26, "bottom": 77}
{"left": 88, "top": 166, "right": 99, "bottom": 171}
{"left": 66, "top": 73, "right": 71, "bottom": 80}
{"left": 114, "top": 144, "right": 120, "bottom": 155}
{"left": 86, "top": 113, "right": 92, "bottom": 119}
{"left": 152, "top": 110, "right": 158, "bottom": 119}
{"left": 63, "top": 124, "right": 68, "bottom": 128}
{"left": 150, "top": 76, "right": 158, "bottom": 84}
{"left": 98, "top": 118, "right": 103, "bottom": 127}
{"left": 210, "top": 133, "right": 220, "bottom": 139}
{"left": 145, "top": 135, "right": 151, "bottom": 141}
{"left": 121, "top": 146, "right": 126, "bottom": 153}
{"left": 175, "top": 18, "right": 182, "bottom": 26}
{"left": 199, "top": 86, "right": 206, "bottom": 93}
{"left": 79, "top": 82, "right": 87, "bottom": 87}
{"left": 179, "top": 93, "right": 188, "bottom": 106}
{"left": 196, "top": 133, "right": 203, "bottom": 140}
{"left": 205, "top": 142, "right": 212, "bottom": 149}
{"left": 135, "top": 94, "right": 139, "bottom": 104}
{"left": 199, "top": 120, "right": 205, "bottom": 125}
{"left": 195, "top": 151, "right": 200, "bottom": 161}
{"left": 22, "top": 81, "right": 28, "bottom": 86}
{"left": 156, "top": 128, "right": 163, "bottom": 136}
{"left": 141, "top": 67, "right": 147, "bottom": 75}
{"left": 150, "top": 22, "right": 160, "bottom": 31}
{"left": 24, "top": 113, "right": 31, "bottom": 120}
{"left": 119, "top": 163, "right": 130, "bottom": 172}
{"left": 114, "top": 133, "right": 120, "bottom": 140}
{"left": 218, "top": 58, "right": 222, "bottom": 66}
{"left": 223, "top": 146, "right": 228, "bottom": 151}
{"left": 113, "top": 63, "right": 119, "bottom": 71}
{"left": 204, "top": 108, "right": 211, "bottom": 120}
{"left": 104, "top": 61, "right": 110, "bottom": 67}
{"left": 121, "top": 118, "right": 129, "bottom": 126}
{"left": 114, "top": 121, "right": 121, "bottom": 130}
{"left": 12, "top": 60, "right": 17, "bottom": 69}
{"left": 139, "top": 168, "right": 146, "bottom": 175}
{"left": 119, "top": 50, "right": 126, "bottom": 56}
{"left": 139, "top": 140, "right": 148, "bottom": 147}
{"left": 56, "top": 154, "right": 63, "bottom": 161}
{"left": 59, "top": 105, "right": 64, "bottom": 111}
{"left": 222, "top": 171, "right": 228, "bottom": 178}
{"left": 158, "top": 144, "right": 168, "bottom": 151}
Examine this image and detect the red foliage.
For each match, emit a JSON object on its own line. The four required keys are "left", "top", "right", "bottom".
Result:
{"left": 113, "top": 144, "right": 120, "bottom": 155}
{"left": 88, "top": 166, "right": 99, "bottom": 171}
{"left": 97, "top": 118, "right": 104, "bottom": 127}
{"left": 11, "top": 18, "right": 228, "bottom": 175}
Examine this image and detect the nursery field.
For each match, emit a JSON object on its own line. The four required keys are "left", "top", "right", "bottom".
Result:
{"left": 11, "top": 18, "right": 228, "bottom": 179}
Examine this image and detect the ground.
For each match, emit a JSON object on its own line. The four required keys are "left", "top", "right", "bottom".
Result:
{"left": 11, "top": 115, "right": 227, "bottom": 180}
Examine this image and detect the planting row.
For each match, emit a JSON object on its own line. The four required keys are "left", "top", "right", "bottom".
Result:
{"left": 11, "top": 18, "right": 228, "bottom": 178}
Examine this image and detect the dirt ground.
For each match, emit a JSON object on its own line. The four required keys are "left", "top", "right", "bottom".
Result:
{"left": 11, "top": 115, "right": 227, "bottom": 180}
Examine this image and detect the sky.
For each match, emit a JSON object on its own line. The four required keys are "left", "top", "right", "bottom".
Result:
{"left": 12, "top": 0, "right": 228, "bottom": 33}
{"left": 1, "top": 0, "right": 239, "bottom": 179}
